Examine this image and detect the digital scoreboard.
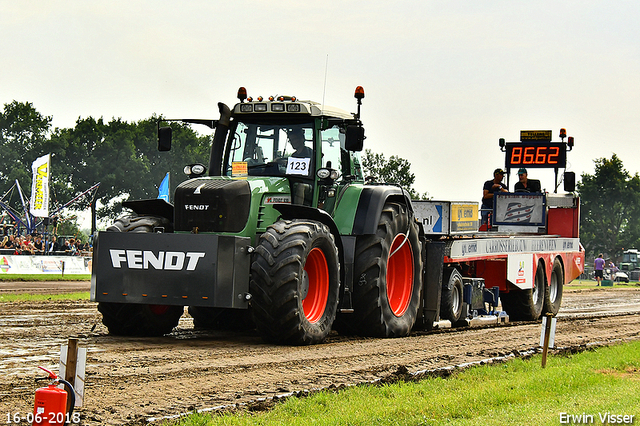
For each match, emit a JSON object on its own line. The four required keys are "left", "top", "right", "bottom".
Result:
{"left": 505, "top": 142, "right": 567, "bottom": 169}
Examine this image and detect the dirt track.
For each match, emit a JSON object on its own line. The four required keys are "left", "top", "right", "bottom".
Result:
{"left": 1, "top": 282, "right": 640, "bottom": 425}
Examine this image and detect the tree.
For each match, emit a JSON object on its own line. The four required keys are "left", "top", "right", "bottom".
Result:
{"left": 577, "top": 154, "right": 640, "bottom": 259}
{"left": 1, "top": 102, "right": 213, "bottom": 232}
{"left": 361, "top": 149, "right": 429, "bottom": 200}
{"left": 0, "top": 101, "right": 52, "bottom": 214}
{"left": 46, "top": 116, "right": 212, "bottom": 227}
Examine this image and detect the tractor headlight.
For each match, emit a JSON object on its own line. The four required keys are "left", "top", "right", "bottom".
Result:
{"left": 317, "top": 168, "right": 341, "bottom": 180}
{"left": 191, "top": 164, "right": 206, "bottom": 175}
{"left": 240, "top": 104, "right": 253, "bottom": 112}
{"left": 317, "top": 169, "right": 330, "bottom": 179}
{"left": 184, "top": 163, "right": 207, "bottom": 177}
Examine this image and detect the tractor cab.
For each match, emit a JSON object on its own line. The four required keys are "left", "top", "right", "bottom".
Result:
{"left": 221, "top": 88, "right": 366, "bottom": 211}
{"left": 159, "top": 87, "right": 366, "bottom": 216}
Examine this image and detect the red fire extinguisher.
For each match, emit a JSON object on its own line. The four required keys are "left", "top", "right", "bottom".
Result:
{"left": 32, "top": 367, "right": 75, "bottom": 426}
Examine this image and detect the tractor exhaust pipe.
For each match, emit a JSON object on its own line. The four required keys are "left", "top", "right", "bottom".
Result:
{"left": 208, "top": 102, "right": 232, "bottom": 176}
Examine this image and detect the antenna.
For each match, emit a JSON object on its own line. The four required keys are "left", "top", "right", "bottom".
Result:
{"left": 321, "top": 54, "right": 329, "bottom": 115}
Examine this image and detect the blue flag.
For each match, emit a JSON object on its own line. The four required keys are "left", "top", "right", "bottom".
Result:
{"left": 158, "top": 173, "right": 170, "bottom": 202}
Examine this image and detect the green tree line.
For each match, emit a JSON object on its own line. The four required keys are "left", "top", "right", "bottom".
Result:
{"left": 2, "top": 101, "right": 638, "bottom": 260}
{"left": 0, "top": 101, "right": 211, "bottom": 230}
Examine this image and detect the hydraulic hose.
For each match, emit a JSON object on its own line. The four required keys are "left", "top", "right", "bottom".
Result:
{"left": 57, "top": 377, "right": 76, "bottom": 420}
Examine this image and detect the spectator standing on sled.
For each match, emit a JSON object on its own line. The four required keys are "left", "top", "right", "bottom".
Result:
{"left": 514, "top": 168, "right": 542, "bottom": 193}
{"left": 481, "top": 168, "right": 508, "bottom": 225}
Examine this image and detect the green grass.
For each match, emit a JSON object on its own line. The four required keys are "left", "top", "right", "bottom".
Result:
{"left": 0, "top": 292, "right": 90, "bottom": 302}
{"left": 164, "top": 341, "right": 640, "bottom": 426}
{"left": 566, "top": 279, "right": 640, "bottom": 289}
{"left": 0, "top": 274, "right": 91, "bottom": 281}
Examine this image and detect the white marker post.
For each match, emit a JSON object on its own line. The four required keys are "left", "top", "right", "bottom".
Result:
{"left": 540, "top": 313, "right": 556, "bottom": 368}
{"left": 59, "top": 338, "right": 87, "bottom": 408}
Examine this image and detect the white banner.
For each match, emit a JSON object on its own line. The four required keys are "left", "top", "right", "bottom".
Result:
{"left": 30, "top": 154, "right": 51, "bottom": 217}
{"left": 0, "top": 255, "right": 92, "bottom": 274}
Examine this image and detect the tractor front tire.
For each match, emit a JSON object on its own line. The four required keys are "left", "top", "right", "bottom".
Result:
{"left": 250, "top": 220, "right": 340, "bottom": 345}
{"left": 98, "top": 302, "right": 184, "bottom": 336}
{"left": 349, "top": 203, "right": 423, "bottom": 337}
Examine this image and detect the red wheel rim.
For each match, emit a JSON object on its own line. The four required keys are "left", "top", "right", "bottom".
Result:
{"left": 149, "top": 304, "right": 170, "bottom": 315}
{"left": 387, "top": 234, "right": 414, "bottom": 317}
{"left": 302, "top": 247, "right": 330, "bottom": 324}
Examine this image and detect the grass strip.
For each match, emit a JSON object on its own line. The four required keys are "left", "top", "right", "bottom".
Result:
{"left": 165, "top": 341, "right": 640, "bottom": 426}
{"left": 0, "top": 274, "right": 91, "bottom": 281}
{"left": 0, "top": 292, "right": 90, "bottom": 302}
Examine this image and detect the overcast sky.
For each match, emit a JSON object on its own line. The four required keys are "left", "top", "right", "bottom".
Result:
{"left": 2, "top": 1, "right": 640, "bottom": 204}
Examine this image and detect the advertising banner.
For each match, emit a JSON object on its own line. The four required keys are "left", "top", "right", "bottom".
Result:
{"left": 30, "top": 154, "right": 51, "bottom": 217}
{"left": 0, "top": 255, "right": 92, "bottom": 275}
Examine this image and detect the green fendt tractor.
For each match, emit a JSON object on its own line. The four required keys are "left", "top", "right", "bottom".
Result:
{"left": 91, "top": 87, "right": 436, "bottom": 345}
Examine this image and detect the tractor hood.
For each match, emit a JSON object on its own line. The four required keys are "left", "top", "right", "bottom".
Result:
{"left": 174, "top": 178, "right": 251, "bottom": 233}
{"left": 174, "top": 176, "right": 292, "bottom": 235}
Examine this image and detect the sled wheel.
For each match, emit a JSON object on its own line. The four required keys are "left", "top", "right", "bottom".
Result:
{"left": 250, "top": 219, "right": 340, "bottom": 345}
{"left": 98, "top": 213, "right": 183, "bottom": 336}
{"left": 543, "top": 258, "right": 564, "bottom": 316}
{"left": 350, "top": 202, "right": 423, "bottom": 337}
{"left": 440, "top": 267, "right": 464, "bottom": 323}
{"left": 502, "top": 259, "right": 546, "bottom": 321}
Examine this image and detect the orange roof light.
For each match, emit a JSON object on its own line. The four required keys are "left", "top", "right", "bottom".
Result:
{"left": 559, "top": 128, "right": 567, "bottom": 139}
{"left": 354, "top": 86, "right": 365, "bottom": 100}
{"left": 237, "top": 87, "right": 247, "bottom": 102}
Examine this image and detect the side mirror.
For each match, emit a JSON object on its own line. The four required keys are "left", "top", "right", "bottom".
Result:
{"left": 345, "top": 125, "right": 365, "bottom": 152}
{"left": 564, "top": 171, "right": 576, "bottom": 192}
{"left": 158, "top": 126, "right": 172, "bottom": 151}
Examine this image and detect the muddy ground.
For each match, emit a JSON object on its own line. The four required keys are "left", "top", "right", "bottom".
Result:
{"left": 1, "top": 282, "right": 640, "bottom": 425}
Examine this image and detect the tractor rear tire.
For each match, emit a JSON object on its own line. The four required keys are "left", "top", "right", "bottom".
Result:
{"left": 440, "top": 267, "right": 464, "bottom": 324}
{"left": 501, "top": 260, "right": 545, "bottom": 321}
{"left": 348, "top": 202, "right": 423, "bottom": 337}
{"left": 543, "top": 258, "right": 564, "bottom": 316}
{"left": 98, "top": 213, "right": 183, "bottom": 336}
{"left": 188, "top": 306, "right": 254, "bottom": 331}
{"left": 98, "top": 302, "right": 184, "bottom": 336}
{"left": 250, "top": 219, "right": 340, "bottom": 345}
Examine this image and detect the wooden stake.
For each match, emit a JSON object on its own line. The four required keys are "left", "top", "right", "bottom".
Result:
{"left": 64, "top": 338, "right": 78, "bottom": 413}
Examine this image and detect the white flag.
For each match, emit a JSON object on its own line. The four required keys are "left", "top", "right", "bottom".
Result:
{"left": 30, "top": 154, "right": 51, "bottom": 217}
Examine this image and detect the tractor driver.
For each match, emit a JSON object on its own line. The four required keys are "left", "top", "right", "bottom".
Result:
{"left": 287, "top": 128, "right": 313, "bottom": 158}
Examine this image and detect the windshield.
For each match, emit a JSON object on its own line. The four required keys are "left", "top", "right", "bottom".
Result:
{"left": 224, "top": 122, "right": 314, "bottom": 178}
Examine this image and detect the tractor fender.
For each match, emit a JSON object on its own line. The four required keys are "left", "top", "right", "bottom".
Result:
{"left": 352, "top": 185, "right": 414, "bottom": 235}
{"left": 272, "top": 204, "right": 345, "bottom": 261}
{"left": 122, "top": 199, "right": 174, "bottom": 224}
{"left": 273, "top": 203, "right": 352, "bottom": 299}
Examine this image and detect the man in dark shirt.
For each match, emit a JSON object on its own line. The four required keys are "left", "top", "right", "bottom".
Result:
{"left": 481, "top": 168, "right": 508, "bottom": 225}
{"left": 514, "top": 168, "right": 542, "bottom": 193}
